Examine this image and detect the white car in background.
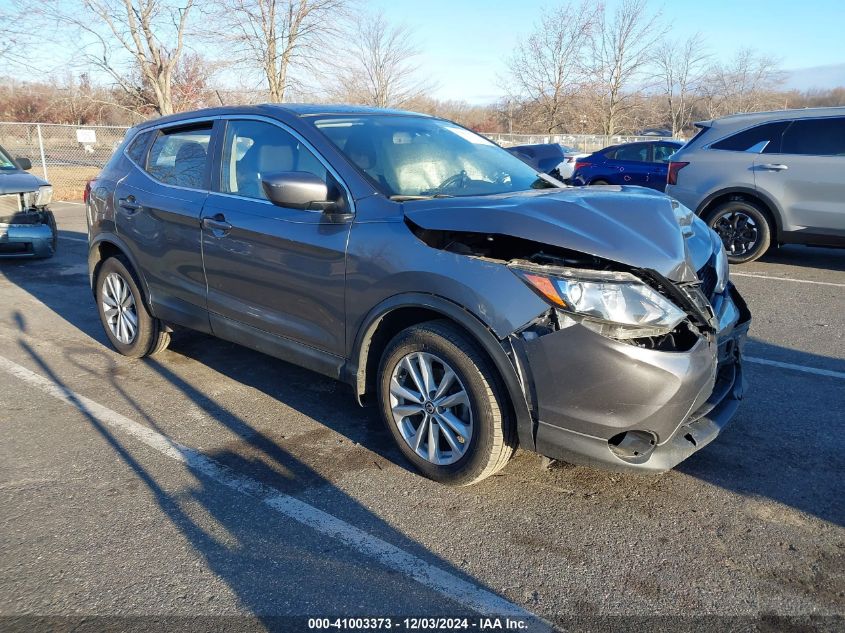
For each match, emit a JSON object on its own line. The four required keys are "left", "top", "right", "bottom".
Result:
{"left": 505, "top": 143, "right": 589, "bottom": 182}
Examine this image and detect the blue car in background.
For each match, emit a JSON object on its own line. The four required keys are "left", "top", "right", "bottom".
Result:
{"left": 572, "top": 140, "right": 684, "bottom": 191}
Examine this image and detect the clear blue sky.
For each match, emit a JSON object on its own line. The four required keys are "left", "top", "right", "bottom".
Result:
{"left": 371, "top": 0, "right": 845, "bottom": 103}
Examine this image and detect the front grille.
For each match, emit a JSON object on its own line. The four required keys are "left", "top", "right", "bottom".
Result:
{"left": 697, "top": 261, "right": 717, "bottom": 300}
{"left": 0, "top": 211, "right": 43, "bottom": 225}
{"left": 0, "top": 193, "right": 22, "bottom": 216}
{"left": 679, "top": 284, "right": 717, "bottom": 329}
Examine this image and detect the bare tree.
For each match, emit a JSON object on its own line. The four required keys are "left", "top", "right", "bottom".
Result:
{"left": 0, "top": 1, "right": 38, "bottom": 71}
{"left": 653, "top": 33, "right": 710, "bottom": 136}
{"left": 330, "top": 10, "right": 432, "bottom": 108}
{"left": 216, "top": 0, "right": 349, "bottom": 103}
{"left": 700, "top": 48, "right": 785, "bottom": 118}
{"left": 505, "top": 2, "right": 595, "bottom": 134}
{"left": 35, "top": 0, "right": 195, "bottom": 116}
{"left": 588, "top": 0, "right": 665, "bottom": 135}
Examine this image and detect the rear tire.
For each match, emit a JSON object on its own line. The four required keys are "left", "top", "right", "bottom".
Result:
{"left": 377, "top": 320, "right": 516, "bottom": 486}
{"left": 590, "top": 179, "right": 610, "bottom": 185}
{"left": 95, "top": 256, "right": 170, "bottom": 358}
{"left": 704, "top": 199, "right": 772, "bottom": 264}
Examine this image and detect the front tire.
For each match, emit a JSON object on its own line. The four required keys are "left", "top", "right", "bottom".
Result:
{"left": 95, "top": 256, "right": 170, "bottom": 358}
{"left": 377, "top": 320, "right": 516, "bottom": 486}
{"left": 704, "top": 199, "right": 772, "bottom": 264}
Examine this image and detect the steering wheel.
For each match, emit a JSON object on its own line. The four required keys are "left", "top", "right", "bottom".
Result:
{"left": 433, "top": 170, "right": 469, "bottom": 193}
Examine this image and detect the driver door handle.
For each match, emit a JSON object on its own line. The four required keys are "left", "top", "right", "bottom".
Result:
{"left": 759, "top": 163, "right": 788, "bottom": 171}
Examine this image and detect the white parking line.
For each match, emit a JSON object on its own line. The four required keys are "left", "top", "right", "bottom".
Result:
{"left": 745, "top": 356, "right": 845, "bottom": 380}
{"left": 59, "top": 235, "right": 88, "bottom": 243}
{"left": 0, "top": 354, "right": 549, "bottom": 626}
{"left": 731, "top": 272, "right": 845, "bottom": 288}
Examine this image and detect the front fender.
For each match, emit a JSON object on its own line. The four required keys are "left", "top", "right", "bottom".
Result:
{"left": 344, "top": 292, "right": 537, "bottom": 451}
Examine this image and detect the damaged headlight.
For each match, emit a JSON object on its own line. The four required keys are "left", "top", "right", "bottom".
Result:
{"left": 511, "top": 264, "right": 686, "bottom": 339}
{"left": 22, "top": 185, "right": 53, "bottom": 208}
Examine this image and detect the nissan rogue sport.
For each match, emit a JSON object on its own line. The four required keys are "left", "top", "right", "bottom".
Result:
{"left": 86, "top": 105, "right": 750, "bottom": 485}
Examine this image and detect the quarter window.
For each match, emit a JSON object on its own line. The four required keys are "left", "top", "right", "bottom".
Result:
{"left": 710, "top": 121, "right": 789, "bottom": 153}
{"left": 219, "top": 120, "right": 327, "bottom": 200}
{"left": 126, "top": 130, "right": 153, "bottom": 165}
{"left": 780, "top": 117, "right": 845, "bottom": 156}
{"left": 146, "top": 125, "right": 212, "bottom": 189}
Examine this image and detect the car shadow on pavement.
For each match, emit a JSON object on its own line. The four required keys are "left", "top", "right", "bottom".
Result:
{"left": 678, "top": 338, "right": 845, "bottom": 527}
{"left": 13, "top": 335, "right": 512, "bottom": 627}
{"left": 5, "top": 232, "right": 844, "bottom": 532}
{"left": 754, "top": 245, "right": 845, "bottom": 272}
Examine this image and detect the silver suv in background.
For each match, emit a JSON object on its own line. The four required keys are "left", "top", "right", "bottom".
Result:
{"left": 666, "top": 107, "right": 845, "bottom": 263}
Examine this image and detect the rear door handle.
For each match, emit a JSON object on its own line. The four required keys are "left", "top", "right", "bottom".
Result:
{"left": 759, "top": 163, "right": 788, "bottom": 171}
{"left": 118, "top": 195, "right": 140, "bottom": 213}
{"left": 202, "top": 215, "right": 232, "bottom": 234}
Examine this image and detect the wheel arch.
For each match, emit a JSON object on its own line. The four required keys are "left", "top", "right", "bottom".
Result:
{"left": 88, "top": 234, "right": 151, "bottom": 303}
{"left": 344, "top": 293, "right": 535, "bottom": 451}
{"left": 695, "top": 187, "right": 784, "bottom": 239}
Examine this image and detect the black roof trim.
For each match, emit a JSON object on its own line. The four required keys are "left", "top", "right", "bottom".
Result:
{"left": 132, "top": 103, "right": 431, "bottom": 130}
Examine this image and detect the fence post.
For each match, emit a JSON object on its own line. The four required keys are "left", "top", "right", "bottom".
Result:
{"left": 35, "top": 124, "right": 49, "bottom": 181}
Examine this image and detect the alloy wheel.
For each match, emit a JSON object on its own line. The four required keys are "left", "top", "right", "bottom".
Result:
{"left": 389, "top": 352, "right": 473, "bottom": 466}
{"left": 102, "top": 272, "right": 138, "bottom": 344}
{"left": 713, "top": 210, "right": 759, "bottom": 256}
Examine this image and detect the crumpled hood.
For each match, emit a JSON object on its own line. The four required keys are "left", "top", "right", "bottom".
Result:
{"left": 404, "top": 186, "right": 713, "bottom": 282}
{"left": 0, "top": 170, "right": 49, "bottom": 195}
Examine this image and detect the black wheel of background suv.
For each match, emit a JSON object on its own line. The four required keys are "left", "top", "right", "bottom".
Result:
{"left": 377, "top": 320, "right": 516, "bottom": 486}
{"left": 704, "top": 199, "right": 772, "bottom": 264}
{"left": 95, "top": 256, "right": 170, "bottom": 358}
{"left": 590, "top": 179, "right": 610, "bottom": 185}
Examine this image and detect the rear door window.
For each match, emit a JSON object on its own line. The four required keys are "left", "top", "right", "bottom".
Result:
{"left": 652, "top": 143, "right": 678, "bottom": 163}
{"left": 611, "top": 144, "right": 649, "bottom": 162}
{"left": 780, "top": 117, "right": 845, "bottom": 156}
{"left": 711, "top": 121, "right": 789, "bottom": 153}
{"left": 146, "top": 125, "right": 213, "bottom": 189}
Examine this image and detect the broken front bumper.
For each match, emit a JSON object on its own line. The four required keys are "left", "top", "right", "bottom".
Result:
{"left": 0, "top": 222, "right": 55, "bottom": 258}
{"left": 514, "top": 285, "right": 751, "bottom": 472}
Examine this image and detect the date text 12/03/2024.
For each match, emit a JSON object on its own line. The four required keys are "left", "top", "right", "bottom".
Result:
{"left": 307, "top": 617, "right": 532, "bottom": 630}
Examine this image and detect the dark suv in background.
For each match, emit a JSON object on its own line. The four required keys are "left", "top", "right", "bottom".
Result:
{"left": 86, "top": 105, "right": 750, "bottom": 485}
{"left": 667, "top": 107, "right": 845, "bottom": 263}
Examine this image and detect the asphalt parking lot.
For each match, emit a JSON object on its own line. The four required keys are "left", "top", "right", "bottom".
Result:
{"left": 1, "top": 202, "right": 843, "bottom": 632}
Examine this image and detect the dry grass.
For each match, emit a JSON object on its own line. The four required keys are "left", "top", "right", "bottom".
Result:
{"left": 43, "top": 165, "right": 101, "bottom": 201}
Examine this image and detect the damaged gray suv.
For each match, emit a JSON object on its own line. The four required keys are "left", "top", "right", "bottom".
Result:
{"left": 87, "top": 105, "right": 751, "bottom": 485}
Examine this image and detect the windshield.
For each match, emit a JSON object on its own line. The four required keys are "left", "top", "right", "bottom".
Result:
{"left": 310, "top": 115, "right": 555, "bottom": 199}
{"left": 0, "top": 145, "right": 18, "bottom": 171}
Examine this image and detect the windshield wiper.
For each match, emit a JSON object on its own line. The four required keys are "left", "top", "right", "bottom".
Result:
{"left": 389, "top": 194, "right": 454, "bottom": 201}
{"left": 536, "top": 172, "right": 566, "bottom": 188}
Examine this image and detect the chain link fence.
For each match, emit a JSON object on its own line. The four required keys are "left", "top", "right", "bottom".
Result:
{"left": 487, "top": 132, "right": 679, "bottom": 152}
{"left": 0, "top": 122, "right": 130, "bottom": 201}
{"left": 0, "top": 122, "right": 680, "bottom": 201}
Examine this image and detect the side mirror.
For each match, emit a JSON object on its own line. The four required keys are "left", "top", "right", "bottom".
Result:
{"left": 16, "top": 157, "right": 32, "bottom": 171}
{"left": 261, "top": 171, "right": 335, "bottom": 211}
